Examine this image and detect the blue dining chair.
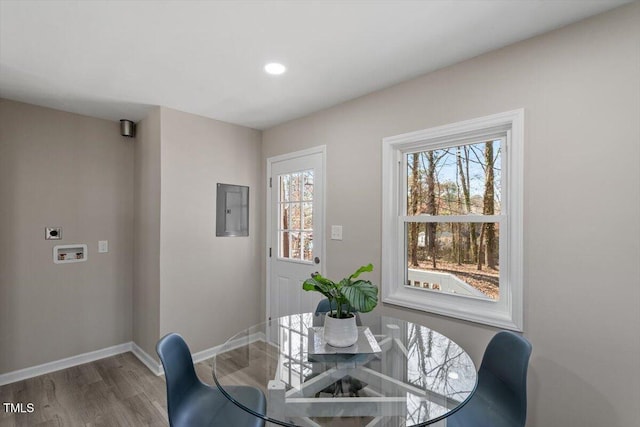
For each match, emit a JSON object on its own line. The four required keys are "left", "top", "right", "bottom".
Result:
{"left": 156, "top": 333, "right": 266, "bottom": 427}
{"left": 447, "top": 331, "right": 532, "bottom": 427}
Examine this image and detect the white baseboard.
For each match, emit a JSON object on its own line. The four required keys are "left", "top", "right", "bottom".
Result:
{"left": 0, "top": 342, "right": 132, "bottom": 386}
{"left": 0, "top": 333, "right": 267, "bottom": 386}
{"left": 191, "top": 332, "right": 266, "bottom": 364}
{"left": 131, "top": 342, "right": 163, "bottom": 376}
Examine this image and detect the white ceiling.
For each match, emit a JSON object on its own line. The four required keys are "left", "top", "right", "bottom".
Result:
{"left": 0, "top": 0, "right": 630, "bottom": 130}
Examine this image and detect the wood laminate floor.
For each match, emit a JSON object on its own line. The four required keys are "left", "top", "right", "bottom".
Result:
{"left": 0, "top": 351, "right": 208, "bottom": 427}
{"left": 1, "top": 343, "right": 372, "bottom": 427}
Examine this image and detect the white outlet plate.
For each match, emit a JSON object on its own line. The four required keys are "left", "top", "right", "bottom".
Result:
{"left": 331, "top": 225, "right": 343, "bottom": 240}
{"left": 98, "top": 240, "right": 108, "bottom": 253}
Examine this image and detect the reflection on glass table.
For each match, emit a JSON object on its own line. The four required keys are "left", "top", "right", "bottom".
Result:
{"left": 212, "top": 313, "right": 477, "bottom": 427}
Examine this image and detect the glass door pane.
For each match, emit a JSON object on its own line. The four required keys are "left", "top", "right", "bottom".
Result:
{"left": 278, "top": 170, "right": 314, "bottom": 262}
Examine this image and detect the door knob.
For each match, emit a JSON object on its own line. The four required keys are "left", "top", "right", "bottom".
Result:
{"left": 314, "top": 257, "right": 320, "bottom": 264}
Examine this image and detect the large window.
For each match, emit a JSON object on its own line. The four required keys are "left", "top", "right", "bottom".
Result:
{"left": 382, "top": 110, "right": 524, "bottom": 330}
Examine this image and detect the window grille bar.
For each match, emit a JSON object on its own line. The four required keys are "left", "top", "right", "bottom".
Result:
{"left": 400, "top": 214, "right": 505, "bottom": 223}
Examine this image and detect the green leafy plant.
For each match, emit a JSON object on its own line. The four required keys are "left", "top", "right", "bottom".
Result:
{"left": 302, "top": 263, "right": 378, "bottom": 319}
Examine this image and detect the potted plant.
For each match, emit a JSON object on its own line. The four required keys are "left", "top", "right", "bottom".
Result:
{"left": 302, "top": 263, "right": 378, "bottom": 347}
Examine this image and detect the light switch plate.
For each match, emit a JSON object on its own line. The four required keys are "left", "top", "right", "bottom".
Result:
{"left": 331, "top": 225, "right": 343, "bottom": 240}
{"left": 98, "top": 240, "right": 108, "bottom": 253}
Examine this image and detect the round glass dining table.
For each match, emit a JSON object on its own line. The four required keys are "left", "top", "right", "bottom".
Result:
{"left": 212, "top": 312, "right": 477, "bottom": 426}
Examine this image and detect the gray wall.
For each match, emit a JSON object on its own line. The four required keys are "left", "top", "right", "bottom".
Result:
{"left": 0, "top": 99, "right": 263, "bottom": 372}
{"left": 0, "top": 99, "right": 134, "bottom": 373}
{"left": 133, "top": 107, "right": 162, "bottom": 359}
{"left": 262, "top": 4, "right": 640, "bottom": 426}
{"left": 158, "top": 107, "right": 263, "bottom": 353}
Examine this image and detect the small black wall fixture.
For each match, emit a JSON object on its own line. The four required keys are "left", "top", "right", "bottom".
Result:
{"left": 120, "top": 119, "right": 136, "bottom": 138}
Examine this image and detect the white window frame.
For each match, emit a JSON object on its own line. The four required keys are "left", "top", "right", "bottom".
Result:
{"left": 381, "top": 109, "right": 524, "bottom": 331}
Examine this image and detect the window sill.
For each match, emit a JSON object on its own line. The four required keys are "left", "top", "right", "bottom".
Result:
{"left": 382, "top": 285, "right": 522, "bottom": 331}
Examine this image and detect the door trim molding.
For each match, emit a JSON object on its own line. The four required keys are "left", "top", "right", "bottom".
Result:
{"left": 266, "top": 145, "right": 327, "bottom": 322}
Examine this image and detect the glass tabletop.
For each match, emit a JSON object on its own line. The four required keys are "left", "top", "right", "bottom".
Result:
{"left": 212, "top": 312, "right": 477, "bottom": 426}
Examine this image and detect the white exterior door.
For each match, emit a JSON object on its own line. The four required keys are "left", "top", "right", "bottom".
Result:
{"left": 267, "top": 147, "right": 325, "bottom": 320}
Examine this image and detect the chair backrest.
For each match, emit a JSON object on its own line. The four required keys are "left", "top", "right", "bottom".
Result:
{"left": 314, "top": 298, "right": 362, "bottom": 326}
{"left": 156, "top": 333, "right": 200, "bottom": 425}
{"left": 315, "top": 298, "right": 358, "bottom": 315}
{"left": 479, "top": 331, "right": 532, "bottom": 424}
{"left": 315, "top": 298, "right": 335, "bottom": 315}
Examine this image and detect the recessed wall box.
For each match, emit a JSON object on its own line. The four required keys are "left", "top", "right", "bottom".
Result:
{"left": 54, "top": 244, "right": 88, "bottom": 264}
{"left": 216, "top": 183, "right": 249, "bottom": 237}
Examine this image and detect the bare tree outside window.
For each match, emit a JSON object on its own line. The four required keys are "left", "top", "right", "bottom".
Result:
{"left": 406, "top": 140, "right": 501, "bottom": 300}
{"left": 279, "top": 171, "right": 314, "bottom": 262}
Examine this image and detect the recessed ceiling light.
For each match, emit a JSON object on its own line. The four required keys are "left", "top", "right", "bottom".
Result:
{"left": 264, "top": 62, "right": 286, "bottom": 75}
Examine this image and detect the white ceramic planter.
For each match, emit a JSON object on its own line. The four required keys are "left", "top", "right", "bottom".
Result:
{"left": 323, "top": 314, "right": 358, "bottom": 347}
